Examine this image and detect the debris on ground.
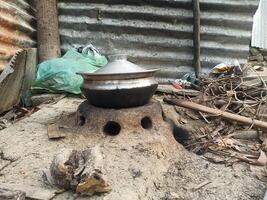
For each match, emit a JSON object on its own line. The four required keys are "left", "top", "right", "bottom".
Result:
{"left": 47, "top": 123, "right": 67, "bottom": 140}
{"left": 0, "top": 186, "right": 25, "bottom": 200}
{"left": 0, "top": 97, "right": 265, "bottom": 200}
{"left": 0, "top": 184, "right": 58, "bottom": 200}
{"left": 209, "top": 60, "right": 242, "bottom": 77}
{"left": 162, "top": 62, "right": 267, "bottom": 168}
{"left": 164, "top": 99, "right": 267, "bottom": 129}
{"left": 31, "top": 94, "right": 67, "bottom": 107}
{"left": 193, "top": 180, "right": 211, "bottom": 191}
{"left": 44, "top": 146, "right": 111, "bottom": 196}
{"left": 0, "top": 106, "right": 40, "bottom": 130}
{"left": 156, "top": 84, "right": 200, "bottom": 97}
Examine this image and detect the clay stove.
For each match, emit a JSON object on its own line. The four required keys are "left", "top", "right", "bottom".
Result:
{"left": 47, "top": 97, "right": 183, "bottom": 199}
{"left": 75, "top": 99, "right": 165, "bottom": 136}
{"left": 46, "top": 56, "right": 186, "bottom": 199}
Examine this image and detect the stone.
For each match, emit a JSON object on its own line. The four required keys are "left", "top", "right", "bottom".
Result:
{"left": 260, "top": 49, "right": 267, "bottom": 56}
{"left": 248, "top": 54, "right": 264, "bottom": 62}
{"left": 250, "top": 47, "right": 261, "bottom": 56}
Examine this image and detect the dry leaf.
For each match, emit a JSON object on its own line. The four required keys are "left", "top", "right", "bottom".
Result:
{"left": 254, "top": 150, "right": 267, "bottom": 166}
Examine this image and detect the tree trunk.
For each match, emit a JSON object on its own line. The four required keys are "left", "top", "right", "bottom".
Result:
{"left": 193, "top": 0, "right": 201, "bottom": 78}
{"left": 36, "top": 0, "right": 61, "bottom": 63}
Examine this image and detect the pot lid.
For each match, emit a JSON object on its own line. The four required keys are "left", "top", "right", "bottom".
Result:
{"left": 77, "top": 54, "right": 160, "bottom": 80}
{"left": 94, "top": 54, "right": 156, "bottom": 74}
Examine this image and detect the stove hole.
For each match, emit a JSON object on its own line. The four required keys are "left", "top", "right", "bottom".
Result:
{"left": 103, "top": 121, "right": 121, "bottom": 136}
{"left": 141, "top": 116, "right": 152, "bottom": 130}
{"left": 79, "top": 116, "right": 86, "bottom": 126}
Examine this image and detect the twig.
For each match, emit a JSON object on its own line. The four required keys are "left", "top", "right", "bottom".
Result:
{"left": 193, "top": 180, "right": 211, "bottom": 191}
{"left": 198, "top": 112, "right": 210, "bottom": 124}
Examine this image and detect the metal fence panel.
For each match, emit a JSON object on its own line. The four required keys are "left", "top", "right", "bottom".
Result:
{"left": 0, "top": 0, "right": 36, "bottom": 70}
{"left": 58, "top": 0, "right": 258, "bottom": 81}
{"left": 58, "top": 0, "right": 193, "bottom": 82}
{"left": 200, "top": 0, "right": 259, "bottom": 72}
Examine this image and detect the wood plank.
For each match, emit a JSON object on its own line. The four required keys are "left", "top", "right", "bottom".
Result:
{"left": 0, "top": 50, "right": 27, "bottom": 114}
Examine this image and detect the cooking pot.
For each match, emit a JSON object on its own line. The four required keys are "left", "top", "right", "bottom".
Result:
{"left": 77, "top": 54, "right": 160, "bottom": 108}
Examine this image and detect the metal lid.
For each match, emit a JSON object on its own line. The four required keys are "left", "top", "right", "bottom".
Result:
{"left": 95, "top": 54, "right": 147, "bottom": 74}
{"left": 77, "top": 54, "right": 160, "bottom": 80}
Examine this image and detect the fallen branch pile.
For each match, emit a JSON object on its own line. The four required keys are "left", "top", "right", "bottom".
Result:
{"left": 199, "top": 75, "right": 267, "bottom": 121}
{"left": 163, "top": 69, "right": 267, "bottom": 167}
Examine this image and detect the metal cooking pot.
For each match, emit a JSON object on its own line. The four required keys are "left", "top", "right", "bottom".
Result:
{"left": 77, "top": 54, "right": 160, "bottom": 108}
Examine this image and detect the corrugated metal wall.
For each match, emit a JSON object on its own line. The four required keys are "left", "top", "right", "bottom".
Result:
{"left": 58, "top": 0, "right": 194, "bottom": 82}
{"left": 200, "top": 0, "right": 259, "bottom": 73}
{"left": 0, "top": 0, "right": 36, "bottom": 71}
{"left": 58, "top": 0, "right": 258, "bottom": 82}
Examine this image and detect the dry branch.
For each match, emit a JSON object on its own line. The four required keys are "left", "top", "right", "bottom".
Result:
{"left": 164, "top": 98, "right": 267, "bottom": 130}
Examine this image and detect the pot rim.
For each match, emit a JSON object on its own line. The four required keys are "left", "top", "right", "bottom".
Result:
{"left": 77, "top": 69, "right": 160, "bottom": 81}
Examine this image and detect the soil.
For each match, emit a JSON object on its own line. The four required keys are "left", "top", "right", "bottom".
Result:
{"left": 0, "top": 96, "right": 265, "bottom": 200}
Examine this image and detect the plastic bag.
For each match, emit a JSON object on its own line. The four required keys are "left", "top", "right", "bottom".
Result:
{"left": 33, "top": 48, "right": 108, "bottom": 94}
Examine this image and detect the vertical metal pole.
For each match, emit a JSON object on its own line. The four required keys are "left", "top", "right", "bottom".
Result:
{"left": 36, "top": 0, "right": 61, "bottom": 63}
{"left": 193, "top": 0, "right": 201, "bottom": 78}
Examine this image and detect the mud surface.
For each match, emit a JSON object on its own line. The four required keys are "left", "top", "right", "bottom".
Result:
{"left": 0, "top": 97, "right": 265, "bottom": 200}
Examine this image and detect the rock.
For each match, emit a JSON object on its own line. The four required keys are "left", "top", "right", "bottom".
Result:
{"left": 249, "top": 61, "right": 264, "bottom": 67}
{"left": 253, "top": 65, "right": 264, "bottom": 71}
{"left": 264, "top": 56, "right": 267, "bottom": 62}
{"left": 249, "top": 54, "right": 264, "bottom": 62}
{"left": 250, "top": 47, "right": 261, "bottom": 56}
{"left": 261, "top": 49, "right": 267, "bottom": 56}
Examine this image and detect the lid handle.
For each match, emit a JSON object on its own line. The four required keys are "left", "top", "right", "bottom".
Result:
{"left": 108, "top": 54, "right": 127, "bottom": 62}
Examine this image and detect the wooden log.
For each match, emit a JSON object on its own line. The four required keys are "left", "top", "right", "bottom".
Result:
{"left": 163, "top": 98, "right": 267, "bottom": 130}
{"left": 0, "top": 187, "right": 25, "bottom": 200}
{"left": 193, "top": 0, "right": 201, "bottom": 78}
{"left": 45, "top": 146, "right": 111, "bottom": 196}
{"left": 76, "top": 146, "right": 111, "bottom": 195}
{"left": 36, "top": 0, "right": 61, "bottom": 63}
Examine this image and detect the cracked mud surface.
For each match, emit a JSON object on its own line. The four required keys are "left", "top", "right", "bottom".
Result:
{"left": 0, "top": 97, "right": 265, "bottom": 200}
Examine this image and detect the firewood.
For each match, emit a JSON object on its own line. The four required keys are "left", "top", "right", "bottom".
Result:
{"left": 44, "top": 146, "right": 111, "bottom": 196}
{"left": 164, "top": 98, "right": 267, "bottom": 130}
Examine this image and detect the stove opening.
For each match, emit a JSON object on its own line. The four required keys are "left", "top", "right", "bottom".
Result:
{"left": 141, "top": 116, "right": 152, "bottom": 130}
{"left": 79, "top": 116, "right": 86, "bottom": 126}
{"left": 103, "top": 121, "right": 121, "bottom": 136}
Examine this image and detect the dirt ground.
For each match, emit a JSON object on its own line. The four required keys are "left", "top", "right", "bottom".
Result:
{"left": 0, "top": 96, "right": 266, "bottom": 200}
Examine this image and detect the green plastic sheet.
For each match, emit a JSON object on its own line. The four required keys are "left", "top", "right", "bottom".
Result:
{"left": 33, "top": 48, "right": 107, "bottom": 94}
